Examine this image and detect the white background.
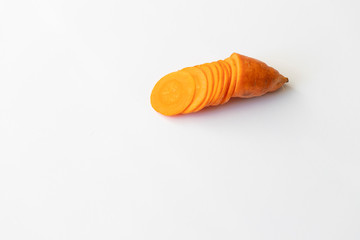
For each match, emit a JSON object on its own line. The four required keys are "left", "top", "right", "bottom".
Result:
{"left": 1, "top": 0, "right": 360, "bottom": 239}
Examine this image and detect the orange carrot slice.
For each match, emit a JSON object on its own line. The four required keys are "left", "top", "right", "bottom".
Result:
{"left": 151, "top": 71, "right": 196, "bottom": 116}
{"left": 230, "top": 53, "right": 248, "bottom": 96}
{"left": 218, "top": 60, "right": 230, "bottom": 105}
{"left": 195, "top": 64, "right": 213, "bottom": 111}
{"left": 181, "top": 67, "right": 208, "bottom": 113}
{"left": 212, "top": 61, "right": 224, "bottom": 106}
{"left": 223, "top": 60, "right": 233, "bottom": 104}
{"left": 207, "top": 62, "right": 219, "bottom": 106}
{"left": 224, "top": 56, "right": 237, "bottom": 100}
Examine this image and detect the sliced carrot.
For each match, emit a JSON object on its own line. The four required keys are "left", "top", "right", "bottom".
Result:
{"left": 151, "top": 53, "right": 288, "bottom": 115}
{"left": 207, "top": 62, "right": 220, "bottom": 106}
{"left": 207, "top": 62, "right": 217, "bottom": 106}
{"left": 230, "top": 53, "right": 248, "bottom": 97}
{"left": 181, "top": 67, "right": 208, "bottom": 113}
{"left": 194, "top": 64, "right": 213, "bottom": 112}
{"left": 224, "top": 56, "right": 237, "bottom": 101}
{"left": 229, "top": 53, "right": 241, "bottom": 97}
{"left": 219, "top": 60, "right": 231, "bottom": 104}
{"left": 150, "top": 71, "right": 195, "bottom": 116}
{"left": 211, "top": 61, "right": 224, "bottom": 106}
{"left": 217, "top": 60, "right": 230, "bottom": 105}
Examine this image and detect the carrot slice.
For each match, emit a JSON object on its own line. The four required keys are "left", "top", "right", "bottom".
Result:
{"left": 150, "top": 71, "right": 195, "bottom": 116}
{"left": 231, "top": 53, "right": 247, "bottom": 97}
{"left": 182, "top": 67, "right": 208, "bottom": 113}
{"left": 194, "top": 64, "right": 213, "bottom": 111}
{"left": 212, "top": 61, "right": 224, "bottom": 106}
{"left": 204, "top": 63, "right": 216, "bottom": 106}
{"left": 222, "top": 60, "right": 233, "bottom": 104}
{"left": 218, "top": 60, "right": 230, "bottom": 105}
{"left": 224, "top": 56, "right": 237, "bottom": 100}
{"left": 207, "top": 62, "right": 219, "bottom": 106}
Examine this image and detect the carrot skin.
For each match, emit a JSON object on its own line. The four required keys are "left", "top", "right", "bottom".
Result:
{"left": 231, "top": 53, "right": 288, "bottom": 98}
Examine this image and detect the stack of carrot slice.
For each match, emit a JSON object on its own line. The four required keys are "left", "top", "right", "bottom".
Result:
{"left": 151, "top": 53, "right": 288, "bottom": 116}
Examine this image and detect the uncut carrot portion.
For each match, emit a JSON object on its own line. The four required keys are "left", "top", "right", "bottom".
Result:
{"left": 231, "top": 53, "right": 288, "bottom": 98}
{"left": 224, "top": 56, "right": 237, "bottom": 104}
{"left": 219, "top": 60, "right": 232, "bottom": 105}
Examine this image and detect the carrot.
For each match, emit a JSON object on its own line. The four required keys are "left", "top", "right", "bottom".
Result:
{"left": 217, "top": 60, "right": 230, "bottom": 105}
{"left": 150, "top": 53, "right": 288, "bottom": 116}
{"left": 231, "top": 53, "right": 287, "bottom": 98}
{"left": 211, "top": 61, "right": 224, "bottom": 106}
{"left": 194, "top": 64, "right": 214, "bottom": 112}
{"left": 224, "top": 56, "right": 237, "bottom": 103}
{"left": 207, "top": 62, "right": 219, "bottom": 106}
{"left": 150, "top": 71, "right": 196, "bottom": 116}
{"left": 219, "top": 59, "right": 232, "bottom": 105}
{"left": 182, "top": 67, "right": 207, "bottom": 113}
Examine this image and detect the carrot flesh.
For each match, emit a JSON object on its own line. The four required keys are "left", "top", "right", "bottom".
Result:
{"left": 229, "top": 53, "right": 242, "bottom": 97}
{"left": 207, "top": 62, "right": 219, "bottom": 106}
{"left": 218, "top": 60, "right": 229, "bottom": 104}
{"left": 194, "top": 64, "right": 213, "bottom": 112}
{"left": 224, "top": 56, "right": 237, "bottom": 102}
{"left": 217, "top": 60, "right": 230, "bottom": 105}
{"left": 212, "top": 61, "right": 224, "bottom": 106}
{"left": 182, "top": 67, "right": 208, "bottom": 113}
{"left": 219, "top": 60, "right": 231, "bottom": 105}
{"left": 151, "top": 71, "right": 196, "bottom": 116}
